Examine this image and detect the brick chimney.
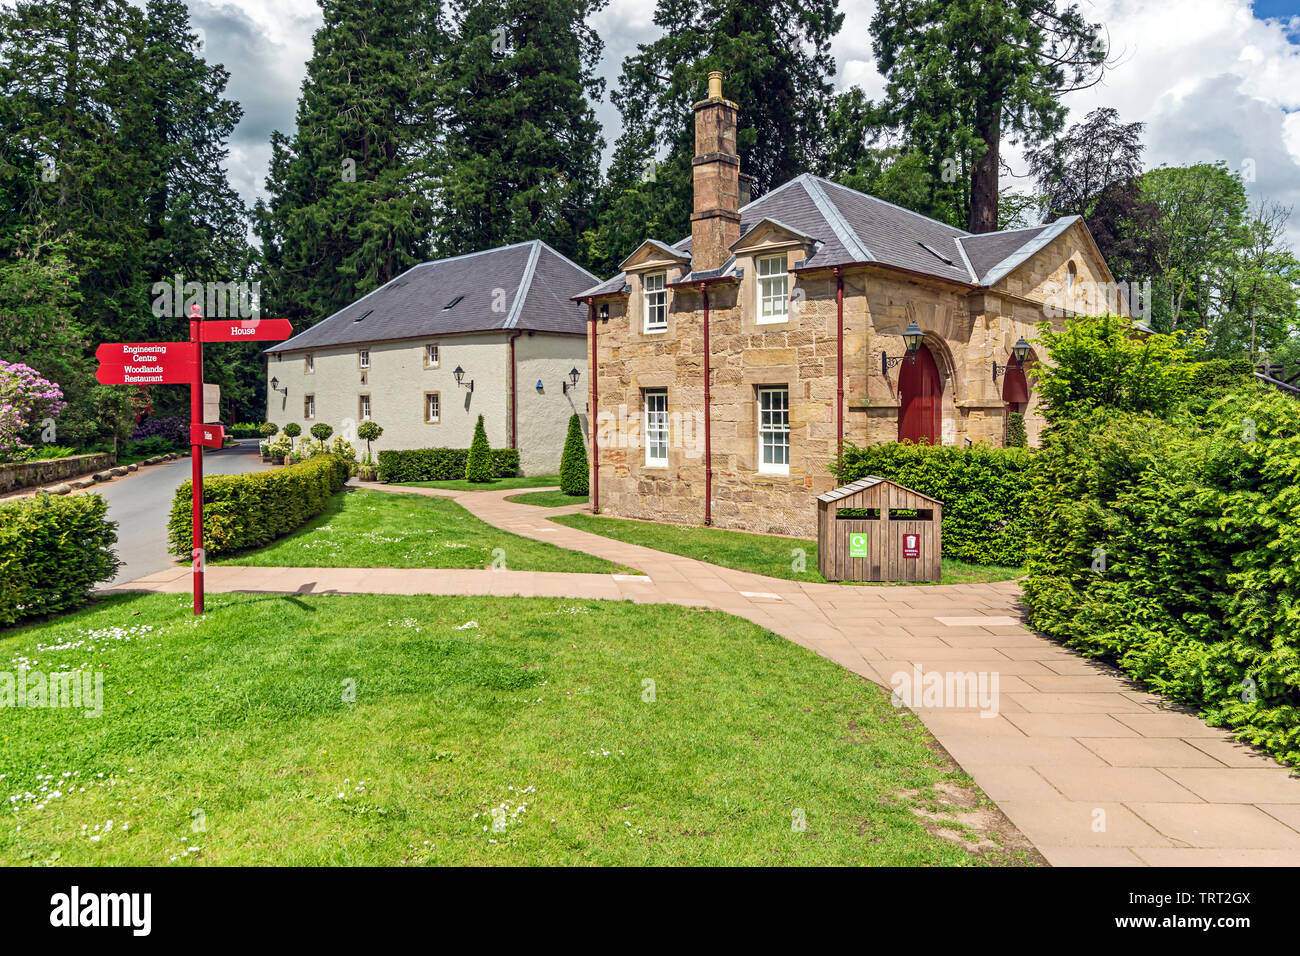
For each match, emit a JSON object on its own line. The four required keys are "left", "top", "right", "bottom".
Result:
{"left": 691, "top": 71, "right": 741, "bottom": 274}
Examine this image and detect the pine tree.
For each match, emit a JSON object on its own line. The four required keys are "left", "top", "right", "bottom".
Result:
{"left": 255, "top": 0, "right": 446, "bottom": 326}
{"left": 559, "top": 413, "right": 588, "bottom": 496}
{"left": 584, "top": 0, "right": 842, "bottom": 274}
{"left": 465, "top": 414, "right": 494, "bottom": 482}
{"left": 432, "top": 0, "right": 605, "bottom": 261}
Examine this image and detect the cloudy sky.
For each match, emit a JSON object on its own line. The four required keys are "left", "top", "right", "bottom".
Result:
{"left": 184, "top": 0, "right": 1300, "bottom": 240}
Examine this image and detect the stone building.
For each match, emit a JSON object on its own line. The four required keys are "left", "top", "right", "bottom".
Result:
{"left": 575, "top": 72, "right": 1127, "bottom": 536}
{"left": 265, "top": 241, "right": 594, "bottom": 475}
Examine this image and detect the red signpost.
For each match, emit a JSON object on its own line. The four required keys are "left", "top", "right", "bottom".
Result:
{"left": 96, "top": 304, "right": 292, "bottom": 615}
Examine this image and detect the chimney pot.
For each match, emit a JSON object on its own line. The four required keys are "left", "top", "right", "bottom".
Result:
{"left": 707, "top": 70, "right": 723, "bottom": 99}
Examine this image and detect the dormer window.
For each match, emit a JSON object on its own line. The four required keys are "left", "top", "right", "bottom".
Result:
{"left": 644, "top": 273, "right": 667, "bottom": 333}
{"left": 757, "top": 254, "right": 789, "bottom": 324}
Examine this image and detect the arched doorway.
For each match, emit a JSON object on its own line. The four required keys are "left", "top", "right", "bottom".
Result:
{"left": 898, "top": 343, "right": 942, "bottom": 444}
{"left": 1001, "top": 348, "right": 1037, "bottom": 445}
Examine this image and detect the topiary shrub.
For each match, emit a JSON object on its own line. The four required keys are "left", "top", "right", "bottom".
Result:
{"left": 259, "top": 422, "right": 279, "bottom": 439}
{"left": 1005, "top": 412, "right": 1028, "bottom": 447}
{"left": 282, "top": 422, "right": 301, "bottom": 440}
{"left": 356, "top": 420, "right": 382, "bottom": 463}
{"left": 310, "top": 422, "right": 333, "bottom": 451}
{"left": 375, "top": 447, "right": 518, "bottom": 482}
{"left": 834, "top": 441, "right": 1033, "bottom": 566}
{"left": 0, "top": 493, "right": 120, "bottom": 625}
{"left": 465, "top": 415, "right": 493, "bottom": 482}
{"left": 168, "top": 453, "right": 350, "bottom": 557}
{"left": 559, "top": 414, "right": 588, "bottom": 495}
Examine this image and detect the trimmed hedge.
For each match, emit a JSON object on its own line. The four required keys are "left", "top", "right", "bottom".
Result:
{"left": 0, "top": 493, "right": 120, "bottom": 626}
{"left": 1022, "top": 387, "right": 1300, "bottom": 765}
{"left": 376, "top": 447, "right": 520, "bottom": 483}
{"left": 834, "top": 442, "right": 1033, "bottom": 566}
{"left": 167, "top": 454, "right": 350, "bottom": 557}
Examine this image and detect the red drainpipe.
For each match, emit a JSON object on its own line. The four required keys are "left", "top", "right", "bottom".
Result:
{"left": 701, "top": 282, "right": 712, "bottom": 526}
{"left": 835, "top": 266, "right": 844, "bottom": 458}
{"left": 507, "top": 330, "right": 523, "bottom": 449}
{"left": 587, "top": 298, "right": 599, "bottom": 514}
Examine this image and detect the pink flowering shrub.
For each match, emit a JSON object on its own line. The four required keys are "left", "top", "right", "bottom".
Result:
{"left": 0, "top": 360, "right": 66, "bottom": 459}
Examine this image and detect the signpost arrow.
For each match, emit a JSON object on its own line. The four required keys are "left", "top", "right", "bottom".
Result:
{"left": 95, "top": 361, "right": 197, "bottom": 385}
{"left": 200, "top": 318, "right": 293, "bottom": 342}
{"left": 95, "top": 342, "right": 195, "bottom": 363}
{"left": 190, "top": 423, "right": 225, "bottom": 449}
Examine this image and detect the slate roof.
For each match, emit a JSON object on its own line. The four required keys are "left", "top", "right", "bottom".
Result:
{"left": 268, "top": 240, "right": 596, "bottom": 353}
{"left": 816, "top": 475, "right": 941, "bottom": 505}
{"left": 574, "top": 174, "right": 1081, "bottom": 298}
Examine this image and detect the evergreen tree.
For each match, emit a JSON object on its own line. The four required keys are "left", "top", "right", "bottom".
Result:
{"left": 465, "top": 414, "right": 493, "bottom": 482}
{"left": 870, "top": 0, "right": 1106, "bottom": 233}
{"left": 0, "top": 0, "right": 153, "bottom": 341}
{"left": 139, "top": 0, "right": 257, "bottom": 420}
{"left": 432, "top": 0, "right": 605, "bottom": 260}
{"left": 584, "top": 0, "right": 842, "bottom": 275}
{"left": 559, "top": 413, "right": 588, "bottom": 495}
{"left": 255, "top": 0, "right": 447, "bottom": 326}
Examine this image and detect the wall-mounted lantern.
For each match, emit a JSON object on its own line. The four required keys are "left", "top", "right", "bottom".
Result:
{"left": 453, "top": 365, "right": 474, "bottom": 392}
{"left": 993, "top": 337, "right": 1033, "bottom": 381}
{"left": 881, "top": 321, "right": 925, "bottom": 375}
{"left": 270, "top": 376, "right": 287, "bottom": 396}
{"left": 562, "top": 367, "right": 581, "bottom": 394}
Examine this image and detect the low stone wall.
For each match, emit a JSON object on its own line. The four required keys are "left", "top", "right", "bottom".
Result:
{"left": 0, "top": 453, "right": 117, "bottom": 494}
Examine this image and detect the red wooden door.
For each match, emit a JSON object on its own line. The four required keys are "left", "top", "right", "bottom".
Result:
{"left": 898, "top": 344, "right": 941, "bottom": 444}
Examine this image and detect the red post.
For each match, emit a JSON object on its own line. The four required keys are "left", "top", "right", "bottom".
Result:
{"left": 587, "top": 298, "right": 599, "bottom": 514}
{"left": 835, "top": 266, "right": 844, "bottom": 459}
{"left": 189, "top": 303, "right": 204, "bottom": 615}
{"left": 700, "top": 282, "right": 711, "bottom": 527}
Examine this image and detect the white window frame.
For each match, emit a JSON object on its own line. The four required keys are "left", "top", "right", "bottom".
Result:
{"left": 425, "top": 343, "right": 440, "bottom": 368}
{"left": 757, "top": 387, "right": 790, "bottom": 475}
{"left": 304, "top": 394, "right": 315, "bottom": 420}
{"left": 643, "top": 272, "right": 667, "bottom": 333}
{"left": 359, "top": 394, "right": 371, "bottom": 421}
{"left": 644, "top": 389, "right": 668, "bottom": 467}
{"left": 358, "top": 348, "right": 370, "bottom": 370}
{"left": 757, "top": 254, "right": 789, "bottom": 324}
{"left": 425, "top": 391, "right": 440, "bottom": 424}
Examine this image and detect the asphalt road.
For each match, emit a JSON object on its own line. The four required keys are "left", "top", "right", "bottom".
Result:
{"left": 96, "top": 440, "right": 272, "bottom": 587}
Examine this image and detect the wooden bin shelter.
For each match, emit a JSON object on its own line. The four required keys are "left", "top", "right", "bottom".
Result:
{"left": 816, "top": 476, "right": 942, "bottom": 583}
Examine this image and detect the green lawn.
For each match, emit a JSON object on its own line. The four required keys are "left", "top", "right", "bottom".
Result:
{"left": 401, "top": 474, "right": 561, "bottom": 493}
{"left": 506, "top": 490, "right": 588, "bottom": 508}
{"left": 551, "top": 514, "right": 1022, "bottom": 586}
{"left": 216, "top": 487, "right": 625, "bottom": 574}
{"left": 0, "top": 592, "right": 1033, "bottom": 865}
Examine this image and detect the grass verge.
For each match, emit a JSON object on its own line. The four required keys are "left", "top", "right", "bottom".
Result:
{"left": 0, "top": 592, "right": 1036, "bottom": 865}
{"left": 551, "top": 514, "right": 1022, "bottom": 585}
{"left": 216, "top": 487, "right": 625, "bottom": 573}
{"left": 400, "top": 474, "right": 561, "bottom": 493}
{"left": 506, "top": 490, "right": 588, "bottom": 508}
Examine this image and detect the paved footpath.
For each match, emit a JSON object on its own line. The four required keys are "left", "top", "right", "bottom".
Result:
{"left": 115, "top": 482, "right": 1300, "bottom": 866}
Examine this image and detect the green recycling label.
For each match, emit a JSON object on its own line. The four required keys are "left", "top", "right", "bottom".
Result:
{"left": 849, "top": 532, "right": 869, "bottom": 558}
